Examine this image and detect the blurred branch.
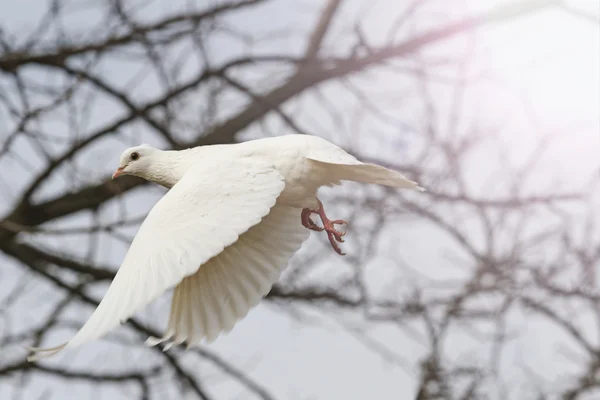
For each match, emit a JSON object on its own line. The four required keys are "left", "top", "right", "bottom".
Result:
{"left": 303, "top": 0, "right": 344, "bottom": 60}
{"left": 0, "top": 0, "right": 265, "bottom": 72}
{"left": 558, "top": 3, "right": 600, "bottom": 25}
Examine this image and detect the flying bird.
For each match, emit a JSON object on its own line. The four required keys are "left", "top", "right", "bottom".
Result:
{"left": 27, "top": 134, "right": 423, "bottom": 361}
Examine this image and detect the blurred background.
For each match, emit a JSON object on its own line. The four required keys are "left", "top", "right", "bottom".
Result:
{"left": 0, "top": 0, "right": 599, "bottom": 399}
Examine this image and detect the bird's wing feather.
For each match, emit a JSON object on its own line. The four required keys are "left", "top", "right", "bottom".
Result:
{"left": 146, "top": 204, "right": 309, "bottom": 348}
{"left": 28, "top": 156, "right": 289, "bottom": 360}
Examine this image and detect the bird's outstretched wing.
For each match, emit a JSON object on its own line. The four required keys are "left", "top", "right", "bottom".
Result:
{"left": 145, "top": 203, "right": 308, "bottom": 349}
{"left": 28, "top": 156, "right": 307, "bottom": 360}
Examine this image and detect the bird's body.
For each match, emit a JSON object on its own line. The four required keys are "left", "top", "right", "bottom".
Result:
{"left": 27, "top": 134, "right": 423, "bottom": 361}
{"left": 150, "top": 134, "right": 420, "bottom": 208}
{"left": 152, "top": 135, "right": 335, "bottom": 207}
{"left": 210, "top": 135, "right": 334, "bottom": 208}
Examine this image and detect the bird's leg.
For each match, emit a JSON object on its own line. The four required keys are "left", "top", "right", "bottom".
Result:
{"left": 301, "top": 199, "right": 347, "bottom": 256}
{"left": 301, "top": 208, "right": 324, "bottom": 232}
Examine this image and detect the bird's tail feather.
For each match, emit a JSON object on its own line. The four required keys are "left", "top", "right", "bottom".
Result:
{"left": 308, "top": 159, "right": 425, "bottom": 191}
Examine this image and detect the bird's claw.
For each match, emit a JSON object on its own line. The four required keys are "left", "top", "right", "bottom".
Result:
{"left": 325, "top": 220, "right": 347, "bottom": 255}
{"left": 325, "top": 220, "right": 346, "bottom": 242}
{"left": 307, "top": 217, "right": 324, "bottom": 232}
{"left": 302, "top": 201, "right": 348, "bottom": 256}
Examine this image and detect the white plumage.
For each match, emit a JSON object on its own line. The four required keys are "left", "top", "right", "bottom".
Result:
{"left": 27, "top": 134, "right": 422, "bottom": 361}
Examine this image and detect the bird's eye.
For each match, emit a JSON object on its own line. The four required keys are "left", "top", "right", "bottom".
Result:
{"left": 130, "top": 152, "right": 139, "bottom": 161}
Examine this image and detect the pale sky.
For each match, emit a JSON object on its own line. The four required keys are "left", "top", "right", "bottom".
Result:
{"left": 0, "top": 1, "right": 599, "bottom": 399}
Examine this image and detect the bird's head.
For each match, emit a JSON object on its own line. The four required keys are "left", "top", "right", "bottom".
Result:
{"left": 112, "top": 144, "right": 159, "bottom": 180}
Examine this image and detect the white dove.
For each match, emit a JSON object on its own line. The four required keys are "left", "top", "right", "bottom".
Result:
{"left": 27, "top": 134, "right": 423, "bottom": 361}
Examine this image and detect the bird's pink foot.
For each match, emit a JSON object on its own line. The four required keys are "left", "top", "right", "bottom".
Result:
{"left": 301, "top": 199, "right": 348, "bottom": 256}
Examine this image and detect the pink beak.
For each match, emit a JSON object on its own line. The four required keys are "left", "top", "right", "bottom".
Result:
{"left": 112, "top": 167, "right": 125, "bottom": 179}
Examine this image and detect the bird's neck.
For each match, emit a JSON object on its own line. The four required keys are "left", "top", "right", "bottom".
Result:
{"left": 145, "top": 150, "right": 195, "bottom": 189}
